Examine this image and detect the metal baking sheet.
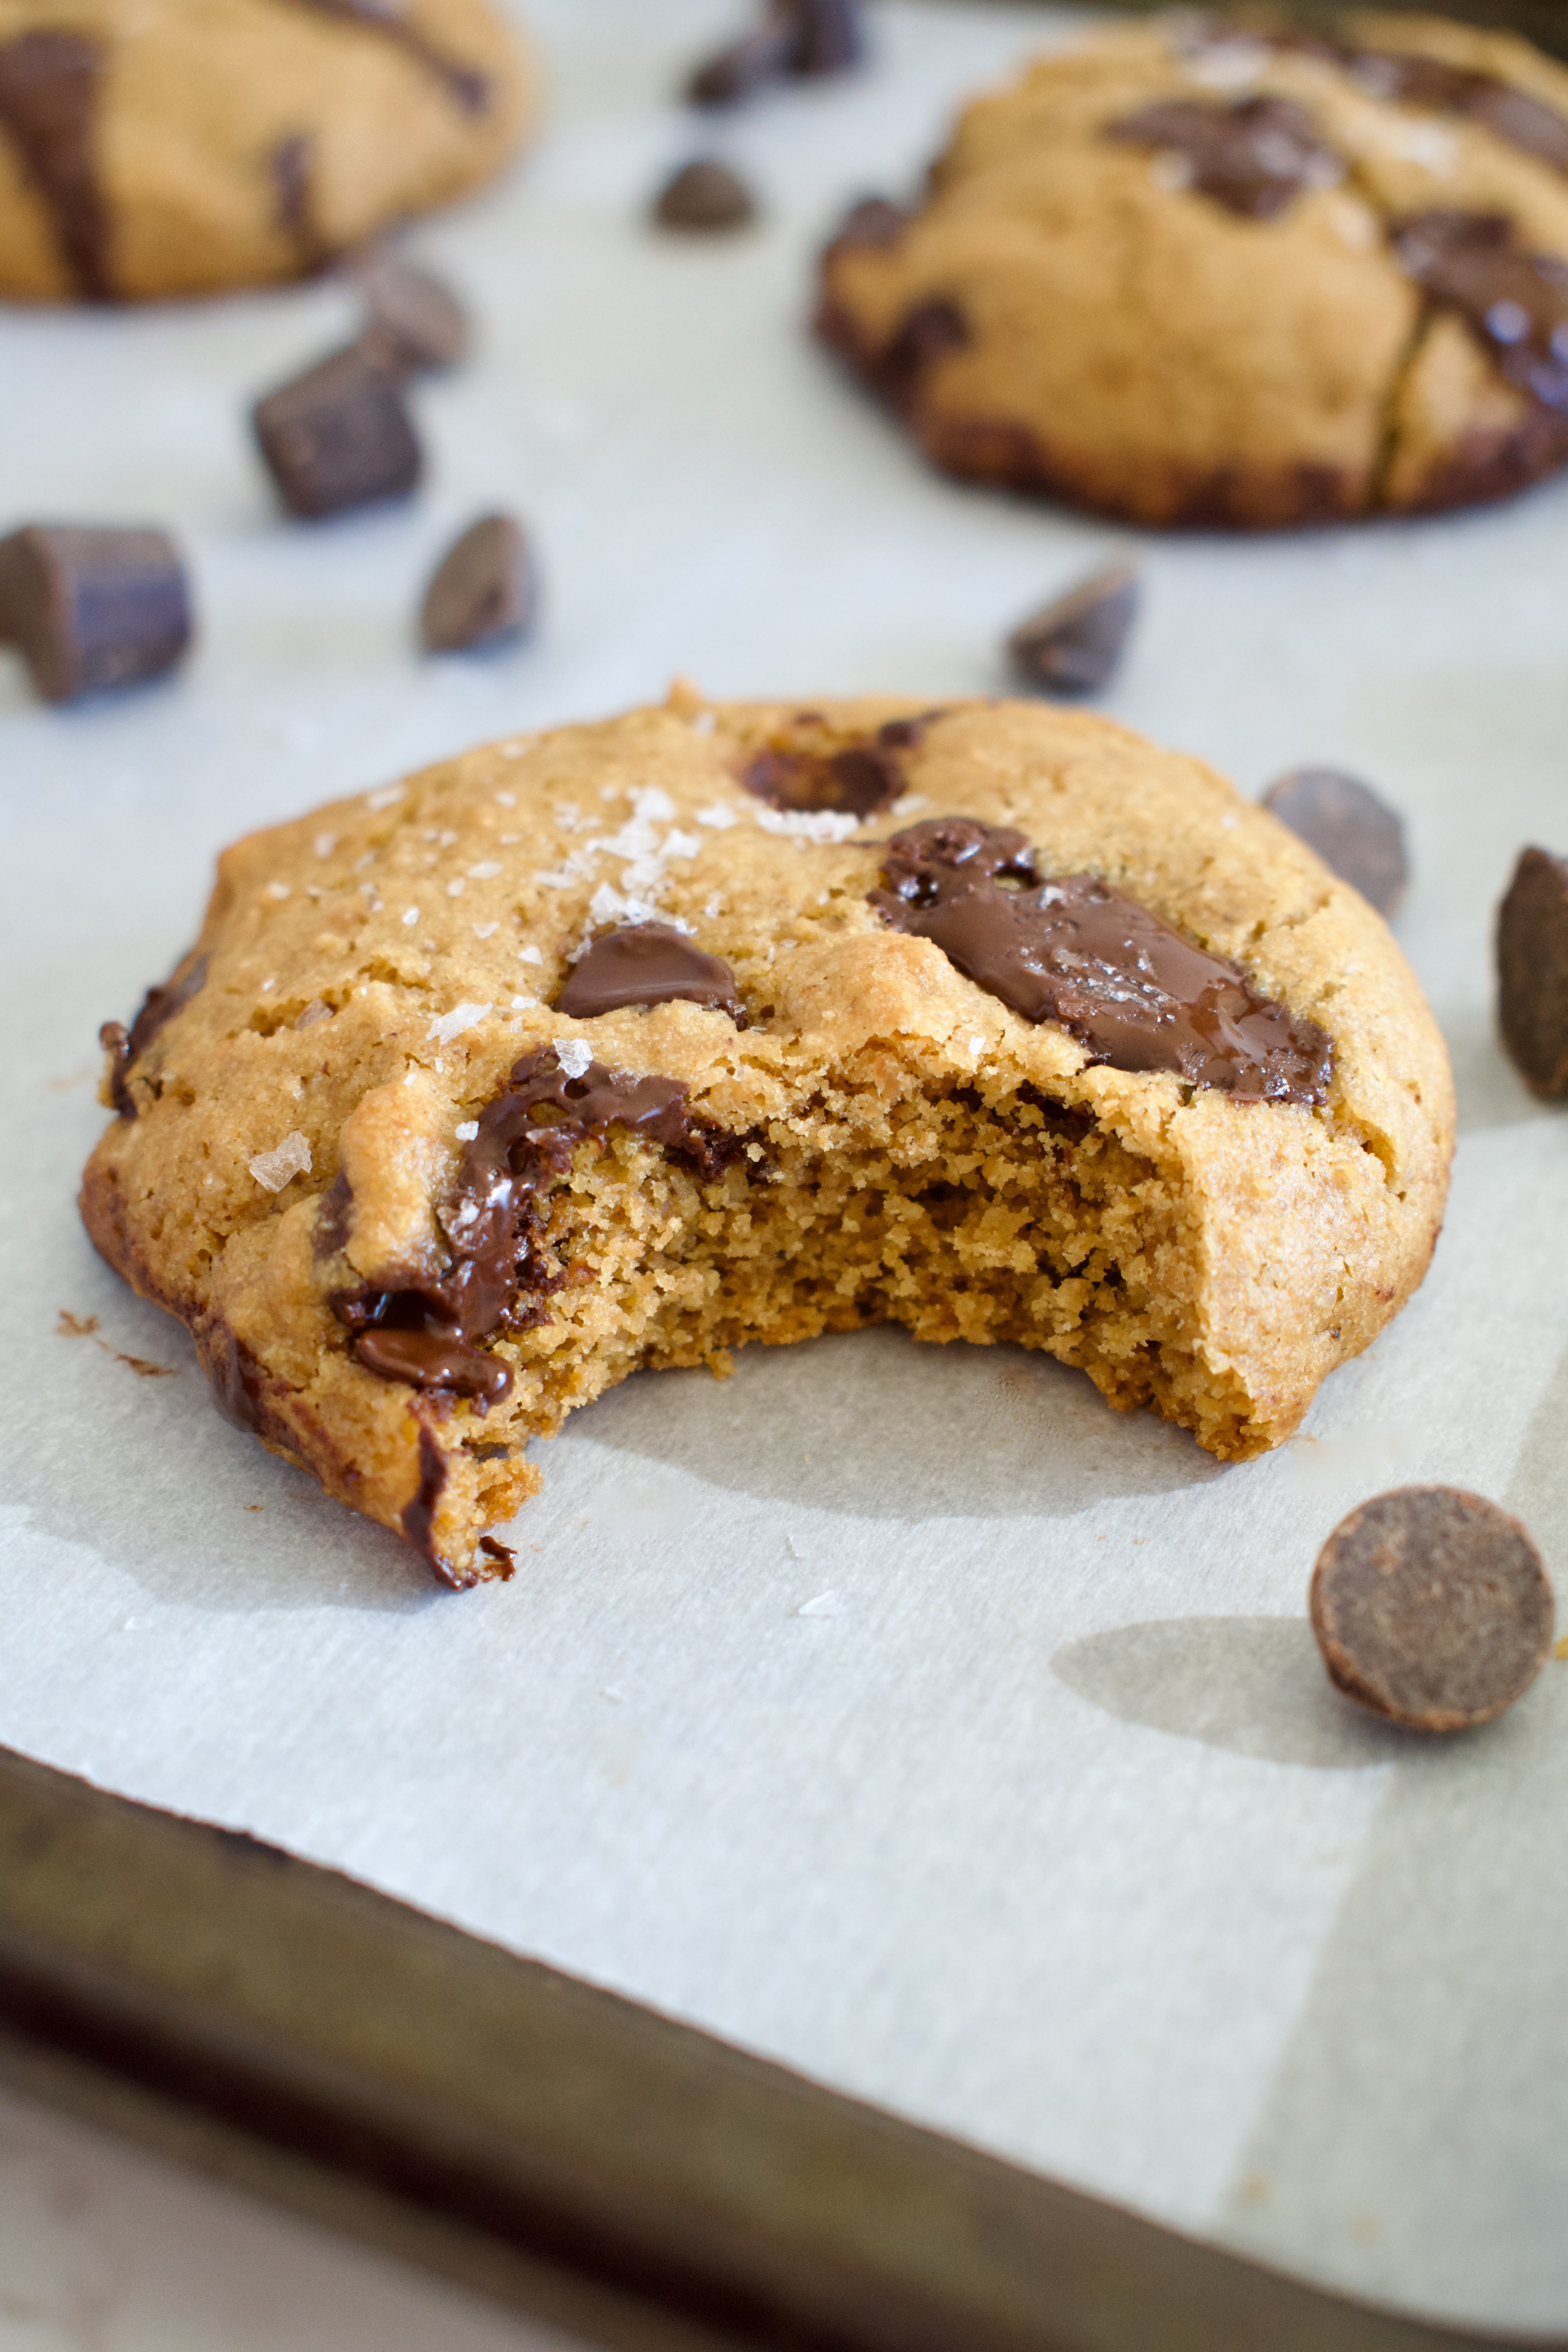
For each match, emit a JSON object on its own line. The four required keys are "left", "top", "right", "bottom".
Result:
{"left": 4, "top": 0, "right": 1568, "bottom": 2334}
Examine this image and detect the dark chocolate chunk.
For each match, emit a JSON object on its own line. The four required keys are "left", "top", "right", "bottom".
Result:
{"left": 1107, "top": 96, "right": 1341, "bottom": 221}
{"left": 1262, "top": 768, "right": 1408, "bottom": 918}
{"left": 270, "top": 133, "right": 322, "bottom": 269}
{"left": 687, "top": 0, "right": 862, "bottom": 107}
{"left": 870, "top": 818, "right": 1333, "bottom": 1102}
{"left": 1007, "top": 563, "right": 1141, "bottom": 697}
{"left": 1310, "top": 1486, "right": 1554, "bottom": 1732}
{"left": 252, "top": 347, "right": 422, "bottom": 519}
{"left": 357, "top": 255, "right": 469, "bottom": 374}
{"left": 0, "top": 31, "right": 110, "bottom": 299}
{"left": 419, "top": 515, "right": 536, "bottom": 654}
{"left": 207, "top": 1325, "right": 267, "bottom": 1434}
{"left": 743, "top": 716, "right": 915, "bottom": 818}
{"left": 652, "top": 158, "right": 756, "bottom": 232}
{"left": 335, "top": 1046, "right": 743, "bottom": 1397}
{"left": 100, "top": 952, "right": 208, "bottom": 1119}
{"left": 874, "top": 296, "right": 968, "bottom": 413}
{"left": 1392, "top": 212, "right": 1568, "bottom": 413}
{"left": 1497, "top": 845, "right": 1568, "bottom": 1097}
{"left": 557, "top": 924, "right": 746, "bottom": 1024}
{"left": 829, "top": 195, "right": 908, "bottom": 250}
{"left": 280, "top": 0, "right": 490, "bottom": 113}
{"left": 400, "top": 1425, "right": 453, "bottom": 1576}
{"left": 0, "top": 526, "right": 191, "bottom": 705}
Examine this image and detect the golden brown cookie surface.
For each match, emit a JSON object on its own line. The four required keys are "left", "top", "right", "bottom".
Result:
{"left": 817, "top": 11, "right": 1568, "bottom": 526}
{"left": 0, "top": 0, "right": 534, "bottom": 301}
{"left": 82, "top": 689, "right": 1454, "bottom": 1585}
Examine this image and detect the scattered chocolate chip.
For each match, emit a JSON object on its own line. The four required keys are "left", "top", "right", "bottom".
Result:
{"left": 0, "top": 31, "right": 110, "bottom": 299}
{"left": 652, "top": 158, "right": 756, "bottom": 232}
{"left": 335, "top": 1046, "right": 744, "bottom": 1401}
{"left": 419, "top": 515, "right": 536, "bottom": 654}
{"left": 687, "top": 0, "right": 862, "bottom": 107}
{"left": 1310, "top": 1486, "right": 1554, "bottom": 1732}
{"left": 870, "top": 817, "right": 1333, "bottom": 1102}
{"left": 1497, "top": 845, "right": 1568, "bottom": 1097}
{"left": 252, "top": 347, "right": 422, "bottom": 519}
{"left": 1392, "top": 212, "right": 1568, "bottom": 414}
{"left": 558, "top": 924, "right": 746, "bottom": 1024}
{"left": 1261, "top": 768, "right": 1408, "bottom": 918}
{"left": 0, "top": 526, "right": 191, "bottom": 704}
{"left": 357, "top": 254, "right": 469, "bottom": 374}
{"left": 1007, "top": 563, "right": 1140, "bottom": 697}
{"left": 1107, "top": 95, "right": 1341, "bottom": 221}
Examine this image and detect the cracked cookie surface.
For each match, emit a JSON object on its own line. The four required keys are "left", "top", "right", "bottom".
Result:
{"left": 0, "top": 0, "right": 534, "bottom": 301}
{"left": 82, "top": 689, "right": 1453, "bottom": 1586}
{"left": 817, "top": 10, "right": 1568, "bottom": 526}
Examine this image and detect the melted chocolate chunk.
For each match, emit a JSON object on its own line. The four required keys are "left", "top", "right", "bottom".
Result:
{"left": 0, "top": 32, "right": 110, "bottom": 299}
{"left": 1285, "top": 34, "right": 1568, "bottom": 180}
{"left": 100, "top": 953, "right": 209, "bottom": 1118}
{"left": 1392, "top": 211, "right": 1568, "bottom": 412}
{"left": 1262, "top": 768, "right": 1408, "bottom": 918}
{"left": 282, "top": 0, "right": 490, "bottom": 113}
{"left": 652, "top": 157, "right": 756, "bottom": 232}
{"left": 206, "top": 1323, "right": 265, "bottom": 1433}
{"left": 743, "top": 714, "right": 929, "bottom": 818}
{"left": 870, "top": 818, "right": 1332, "bottom": 1102}
{"left": 874, "top": 296, "right": 968, "bottom": 412}
{"left": 479, "top": 1534, "right": 517, "bottom": 1575}
{"left": 1497, "top": 845, "right": 1568, "bottom": 1098}
{"left": 558, "top": 925, "right": 746, "bottom": 1024}
{"left": 252, "top": 347, "right": 422, "bottom": 519}
{"left": 336, "top": 1047, "right": 742, "bottom": 1398}
{"left": 1107, "top": 96, "right": 1341, "bottom": 221}
{"left": 830, "top": 196, "right": 907, "bottom": 251}
{"left": 401, "top": 1425, "right": 453, "bottom": 1573}
{"left": 1007, "top": 563, "right": 1141, "bottom": 697}
{"left": 1310, "top": 1487, "right": 1554, "bottom": 1732}
{"left": 419, "top": 514, "right": 537, "bottom": 654}
{"left": 0, "top": 525, "right": 191, "bottom": 706}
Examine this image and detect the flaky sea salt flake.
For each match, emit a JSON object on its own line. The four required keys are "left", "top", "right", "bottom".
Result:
{"left": 249, "top": 1131, "right": 312, "bottom": 1192}
{"left": 427, "top": 1002, "right": 492, "bottom": 1046}
{"left": 553, "top": 1037, "right": 593, "bottom": 1078}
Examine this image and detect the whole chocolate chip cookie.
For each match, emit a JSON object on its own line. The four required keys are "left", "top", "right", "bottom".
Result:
{"left": 0, "top": 0, "right": 534, "bottom": 302}
{"left": 817, "top": 11, "right": 1568, "bottom": 526}
{"left": 82, "top": 691, "right": 1454, "bottom": 1586}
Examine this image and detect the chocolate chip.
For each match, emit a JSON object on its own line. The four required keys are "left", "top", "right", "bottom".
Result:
{"left": 419, "top": 515, "right": 537, "bottom": 654}
{"left": 0, "top": 31, "right": 110, "bottom": 299}
{"left": 357, "top": 255, "right": 469, "bottom": 374}
{"left": 0, "top": 526, "right": 191, "bottom": 704}
{"left": 1107, "top": 95, "right": 1341, "bottom": 221}
{"left": 870, "top": 817, "right": 1333, "bottom": 1102}
{"left": 557, "top": 924, "right": 746, "bottom": 1023}
{"left": 252, "top": 347, "right": 422, "bottom": 519}
{"left": 1261, "top": 769, "right": 1408, "bottom": 918}
{"left": 1310, "top": 1487, "right": 1554, "bottom": 1733}
{"left": 1007, "top": 563, "right": 1140, "bottom": 697}
{"left": 1497, "top": 846, "right": 1568, "bottom": 1097}
{"left": 686, "top": 0, "right": 862, "bottom": 107}
{"left": 652, "top": 158, "right": 756, "bottom": 232}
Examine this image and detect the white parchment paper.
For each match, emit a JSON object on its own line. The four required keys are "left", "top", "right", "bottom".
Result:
{"left": 4, "top": 0, "right": 1568, "bottom": 2330}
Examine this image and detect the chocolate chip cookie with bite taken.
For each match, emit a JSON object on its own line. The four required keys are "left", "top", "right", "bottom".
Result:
{"left": 82, "top": 689, "right": 1454, "bottom": 1586}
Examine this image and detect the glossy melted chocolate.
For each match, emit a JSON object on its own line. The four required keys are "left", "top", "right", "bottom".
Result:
{"left": 743, "top": 710, "right": 946, "bottom": 819}
{"left": 557, "top": 924, "right": 746, "bottom": 1024}
{"left": 100, "top": 955, "right": 209, "bottom": 1118}
{"left": 335, "top": 1047, "right": 742, "bottom": 1398}
{"left": 283, "top": 0, "right": 491, "bottom": 113}
{"left": 0, "top": 32, "right": 110, "bottom": 299}
{"left": 1107, "top": 95, "right": 1341, "bottom": 220}
{"left": 1393, "top": 210, "right": 1568, "bottom": 411}
{"left": 870, "top": 818, "right": 1332, "bottom": 1103}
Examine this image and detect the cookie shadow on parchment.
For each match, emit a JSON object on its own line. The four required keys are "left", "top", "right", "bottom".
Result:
{"left": 574, "top": 1321, "right": 1223, "bottom": 1520}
